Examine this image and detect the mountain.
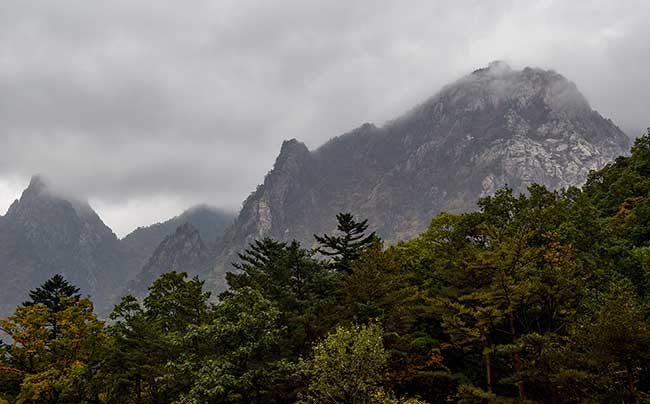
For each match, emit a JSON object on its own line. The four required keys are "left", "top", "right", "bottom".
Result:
{"left": 211, "top": 62, "right": 630, "bottom": 285}
{"left": 121, "top": 205, "right": 234, "bottom": 273}
{"left": 0, "top": 176, "right": 129, "bottom": 315}
{"left": 126, "top": 223, "right": 213, "bottom": 297}
{"left": 0, "top": 178, "right": 234, "bottom": 315}
{"left": 0, "top": 62, "right": 633, "bottom": 312}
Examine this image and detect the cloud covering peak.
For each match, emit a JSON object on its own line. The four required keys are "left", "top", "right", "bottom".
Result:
{"left": 0, "top": 0, "right": 648, "bottom": 235}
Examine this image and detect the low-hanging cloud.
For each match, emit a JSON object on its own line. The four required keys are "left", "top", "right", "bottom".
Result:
{"left": 0, "top": 0, "right": 648, "bottom": 236}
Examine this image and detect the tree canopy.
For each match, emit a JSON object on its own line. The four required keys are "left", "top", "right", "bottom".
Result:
{"left": 2, "top": 135, "right": 650, "bottom": 403}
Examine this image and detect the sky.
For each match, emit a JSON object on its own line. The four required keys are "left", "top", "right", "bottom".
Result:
{"left": 0, "top": 0, "right": 648, "bottom": 237}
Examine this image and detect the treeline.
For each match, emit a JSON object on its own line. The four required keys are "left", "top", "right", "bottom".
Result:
{"left": 2, "top": 134, "right": 650, "bottom": 403}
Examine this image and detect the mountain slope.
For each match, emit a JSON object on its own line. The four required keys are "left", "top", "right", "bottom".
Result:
{"left": 0, "top": 178, "right": 234, "bottom": 315}
{"left": 0, "top": 176, "right": 129, "bottom": 315}
{"left": 127, "top": 223, "right": 213, "bottom": 297}
{"left": 121, "top": 205, "right": 234, "bottom": 272}
{"left": 212, "top": 62, "right": 630, "bottom": 285}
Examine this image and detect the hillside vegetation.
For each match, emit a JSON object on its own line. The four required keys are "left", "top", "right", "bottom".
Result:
{"left": 2, "top": 134, "right": 650, "bottom": 403}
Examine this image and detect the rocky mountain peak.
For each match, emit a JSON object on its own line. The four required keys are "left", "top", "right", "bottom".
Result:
{"left": 211, "top": 63, "right": 630, "bottom": 289}
{"left": 274, "top": 139, "right": 311, "bottom": 174}
{"left": 472, "top": 60, "right": 513, "bottom": 76}
{"left": 0, "top": 175, "right": 235, "bottom": 315}
{"left": 127, "top": 222, "right": 212, "bottom": 296}
{"left": 24, "top": 174, "right": 48, "bottom": 195}
{"left": 0, "top": 175, "right": 128, "bottom": 315}
{"left": 121, "top": 204, "right": 235, "bottom": 277}
{"left": 422, "top": 63, "right": 591, "bottom": 122}
{"left": 6, "top": 175, "right": 52, "bottom": 218}
{"left": 4, "top": 175, "right": 116, "bottom": 244}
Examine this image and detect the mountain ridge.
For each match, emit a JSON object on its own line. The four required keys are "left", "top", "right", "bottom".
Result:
{"left": 209, "top": 62, "right": 630, "bottom": 289}
{"left": 0, "top": 176, "right": 127, "bottom": 315}
{"left": 121, "top": 204, "right": 235, "bottom": 273}
{"left": 126, "top": 222, "right": 213, "bottom": 297}
{"left": 0, "top": 177, "right": 234, "bottom": 315}
{"left": 0, "top": 62, "right": 633, "bottom": 312}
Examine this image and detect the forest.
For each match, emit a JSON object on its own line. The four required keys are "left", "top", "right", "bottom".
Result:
{"left": 2, "top": 134, "right": 650, "bottom": 403}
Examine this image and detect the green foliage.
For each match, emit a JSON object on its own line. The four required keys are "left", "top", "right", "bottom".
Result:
{"left": 143, "top": 271, "right": 211, "bottom": 333}
{"left": 181, "top": 287, "right": 295, "bottom": 404}
{"left": 4, "top": 137, "right": 650, "bottom": 403}
{"left": 315, "top": 212, "right": 377, "bottom": 273}
{"left": 103, "top": 271, "right": 211, "bottom": 403}
{"left": 554, "top": 281, "right": 650, "bottom": 402}
{"left": 299, "top": 323, "right": 388, "bottom": 404}
{"left": 0, "top": 295, "right": 108, "bottom": 403}
{"left": 23, "top": 274, "right": 82, "bottom": 340}
{"left": 227, "top": 238, "right": 339, "bottom": 356}
{"left": 23, "top": 274, "right": 81, "bottom": 312}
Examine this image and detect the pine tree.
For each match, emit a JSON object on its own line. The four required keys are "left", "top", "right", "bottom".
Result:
{"left": 22, "top": 274, "right": 81, "bottom": 340}
{"left": 23, "top": 274, "right": 81, "bottom": 313}
{"left": 314, "top": 213, "right": 376, "bottom": 273}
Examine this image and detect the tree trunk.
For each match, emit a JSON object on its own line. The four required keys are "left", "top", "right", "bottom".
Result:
{"left": 482, "top": 338, "right": 493, "bottom": 395}
{"left": 509, "top": 313, "right": 526, "bottom": 401}
{"left": 627, "top": 364, "right": 638, "bottom": 404}
{"left": 135, "top": 374, "right": 142, "bottom": 404}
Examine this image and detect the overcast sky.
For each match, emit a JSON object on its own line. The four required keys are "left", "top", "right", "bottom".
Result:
{"left": 0, "top": 0, "right": 648, "bottom": 236}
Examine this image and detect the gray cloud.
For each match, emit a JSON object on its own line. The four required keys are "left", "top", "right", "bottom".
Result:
{"left": 0, "top": 0, "right": 648, "bottom": 236}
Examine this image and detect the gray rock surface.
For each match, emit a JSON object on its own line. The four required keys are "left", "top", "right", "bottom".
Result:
{"left": 0, "top": 179, "right": 234, "bottom": 315}
{"left": 0, "top": 176, "right": 129, "bottom": 315}
{"left": 0, "top": 62, "right": 631, "bottom": 312}
{"left": 210, "top": 62, "right": 629, "bottom": 288}
{"left": 127, "top": 223, "right": 213, "bottom": 297}
{"left": 121, "top": 205, "right": 234, "bottom": 273}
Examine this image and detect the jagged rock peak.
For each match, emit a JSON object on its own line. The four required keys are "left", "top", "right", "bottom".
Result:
{"left": 11, "top": 175, "right": 52, "bottom": 208}
{"left": 280, "top": 138, "right": 309, "bottom": 153}
{"left": 156, "top": 223, "right": 208, "bottom": 257}
{"left": 211, "top": 62, "right": 630, "bottom": 276}
{"left": 271, "top": 139, "right": 311, "bottom": 177}
{"left": 0, "top": 174, "right": 126, "bottom": 315}
{"left": 127, "top": 222, "right": 211, "bottom": 296}
{"left": 276, "top": 138, "right": 310, "bottom": 162}
{"left": 26, "top": 174, "right": 49, "bottom": 193}
{"left": 418, "top": 62, "right": 592, "bottom": 119}
{"left": 472, "top": 60, "right": 513, "bottom": 76}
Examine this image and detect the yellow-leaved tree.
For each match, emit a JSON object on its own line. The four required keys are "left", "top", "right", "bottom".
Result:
{"left": 0, "top": 275, "right": 109, "bottom": 403}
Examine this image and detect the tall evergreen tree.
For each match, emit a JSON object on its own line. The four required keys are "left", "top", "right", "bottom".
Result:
{"left": 227, "top": 238, "right": 339, "bottom": 356}
{"left": 22, "top": 274, "right": 81, "bottom": 340}
{"left": 23, "top": 274, "right": 81, "bottom": 313}
{"left": 314, "top": 212, "right": 376, "bottom": 273}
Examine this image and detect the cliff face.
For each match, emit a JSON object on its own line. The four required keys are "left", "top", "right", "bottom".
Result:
{"left": 212, "top": 62, "right": 629, "bottom": 284}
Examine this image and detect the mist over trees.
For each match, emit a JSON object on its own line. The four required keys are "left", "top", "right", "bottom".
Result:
{"left": 2, "top": 134, "right": 650, "bottom": 403}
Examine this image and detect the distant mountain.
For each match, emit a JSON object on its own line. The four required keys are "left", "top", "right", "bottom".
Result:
{"left": 121, "top": 205, "right": 234, "bottom": 273}
{"left": 126, "top": 223, "right": 213, "bottom": 297}
{"left": 210, "top": 62, "right": 630, "bottom": 288}
{"left": 0, "top": 178, "right": 234, "bottom": 316}
{"left": 0, "top": 62, "right": 633, "bottom": 313}
{"left": 0, "top": 176, "right": 128, "bottom": 315}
